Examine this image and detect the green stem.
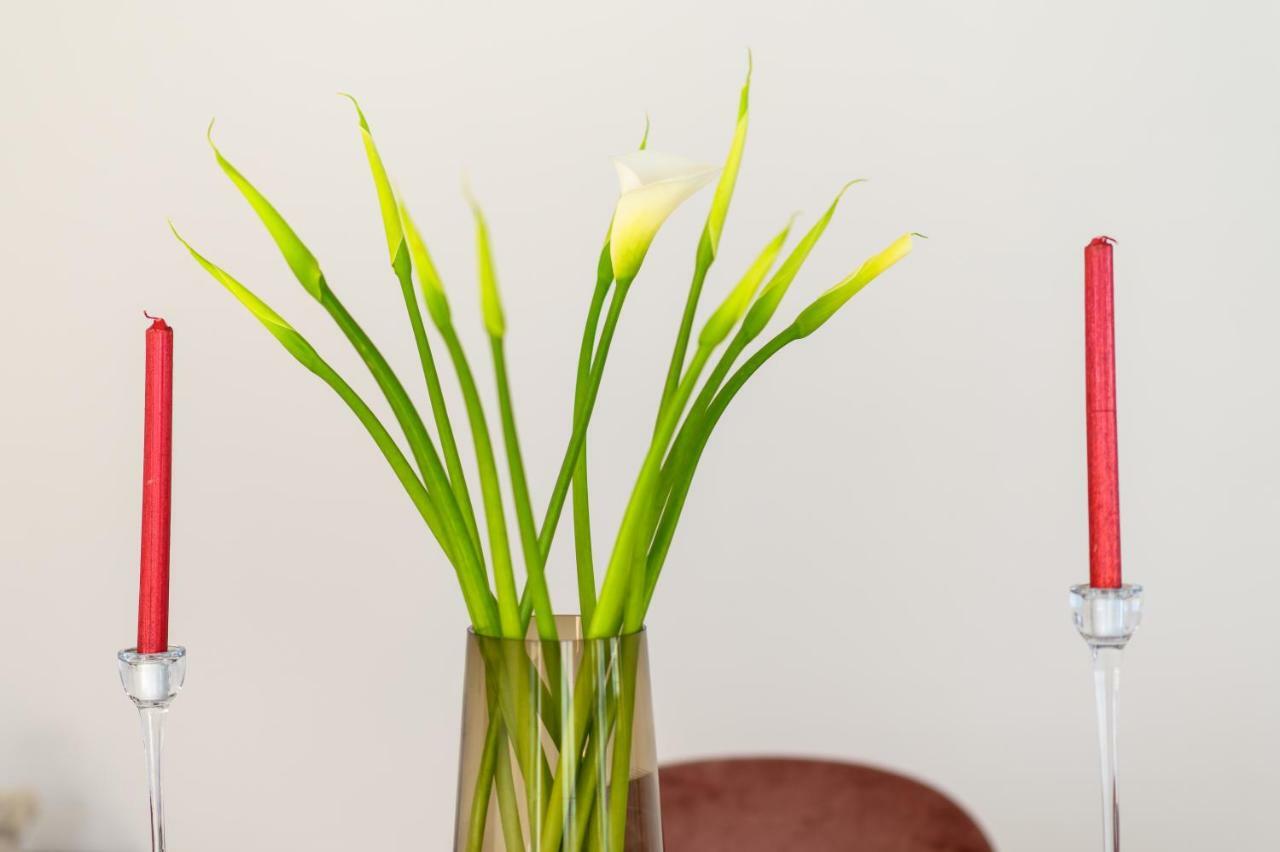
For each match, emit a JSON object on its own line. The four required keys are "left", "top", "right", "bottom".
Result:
{"left": 572, "top": 440, "right": 596, "bottom": 620}
{"left": 465, "top": 681, "right": 526, "bottom": 852}
{"left": 554, "top": 639, "right": 611, "bottom": 851}
{"left": 393, "top": 252, "right": 483, "bottom": 562}
{"left": 321, "top": 293, "right": 443, "bottom": 500}
{"left": 642, "top": 327, "right": 798, "bottom": 616}
{"left": 641, "top": 326, "right": 752, "bottom": 589}
{"left": 489, "top": 334, "right": 566, "bottom": 742}
{"left": 307, "top": 359, "right": 499, "bottom": 632}
{"left": 478, "top": 274, "right": 634, "bottom": 850}
{"left": 320, "top": 291, "right": 493, "bottom": 620}
{"left": 464, "top": 712, "right": 500, "bottom": 852}
{"left": 685, "top": 326, "right": 749, "bottom": 430}
{"left": 594, "top": 344, "right": 713, "bottom": 637}
{"left": 493, "top": 728, "right": 525, "bottom": 852}
{"left": 627, "top": 347, "right": 712, "bottom": 629}
{"left": 572, "top": 656, "right": 618, "bottom": 849}
{"left": 482, "top": 642, "right": 553, "bottom": 822}
{"left": 439, "top": 321, "right": 522, "bottom": 638}
{"left": 490, "top": 336, "right": 558, "bottom": 642}
{"left": 606, "top": 641, "right": 641, "bottom": 851}
{"left": 546, "top": 278, "right": 631, "bottom": 557}
{"left": 462, "top": 593, "right": 571, "bottom": 849}
{"left": 572, "top": 262, "right": 613, "bottom": 623}
{"left": 517, "top": 279, "right": 633, "bottom": 627}
{"left": 656, "top": 234, "right": 714, "bottom": 417}
{"left": 648, "top": 327, "right": 747, "bottom": 531}
{"left": 654, "top": 313, "right": 758, "bottom": 502}
{"left": 537, "top": 642, "right": 611, "bottom": 850}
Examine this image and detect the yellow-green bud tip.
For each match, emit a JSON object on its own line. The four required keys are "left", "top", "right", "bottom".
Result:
{"left": 338, "top": 92, "right": 371, "bottom": 131}
{"left": 465, "top": 183, "right": 506, "bottom": 338}
{"left": 838, "top": 178, "right": 868, "bottom": 198}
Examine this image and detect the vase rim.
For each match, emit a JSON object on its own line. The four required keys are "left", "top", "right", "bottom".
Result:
{"left": 467, "top": 613, "right": 647, "bottom": 643}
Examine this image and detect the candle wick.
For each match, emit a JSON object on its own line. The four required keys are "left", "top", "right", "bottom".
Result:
{"left": 1090, "top": 235, "right": 1117, "bottom": 247}
{"left": 143, "top": 311, "right": 170, "bottom": 329}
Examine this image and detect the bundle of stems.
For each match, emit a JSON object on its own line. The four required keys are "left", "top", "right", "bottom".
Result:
{"left": 174, "top": 60, "right": 916, "bottom": 850}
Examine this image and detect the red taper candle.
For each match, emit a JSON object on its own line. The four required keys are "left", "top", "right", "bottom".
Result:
{"left": 1084, "top": 238, "right": 1122, "bottom": 589}
{"left": 137, "top": 315, "right": 174, "bottom": 653}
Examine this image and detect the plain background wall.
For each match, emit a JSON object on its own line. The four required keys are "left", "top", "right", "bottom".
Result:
{"left": 2, "top": 1, "right": 1277, "bottom": 849}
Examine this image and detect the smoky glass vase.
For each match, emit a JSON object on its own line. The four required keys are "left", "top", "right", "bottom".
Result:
{"left": 453, "top": 615, "right": 662, "bottom": 852}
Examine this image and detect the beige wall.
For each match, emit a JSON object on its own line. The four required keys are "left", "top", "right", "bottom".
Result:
{"left": 2, "top": 1, "right": 1277, "bottom": 849}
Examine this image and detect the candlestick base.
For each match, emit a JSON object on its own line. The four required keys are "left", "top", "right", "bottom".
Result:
{"left": 118, "top": 646, "right": 185, "bottom": 852}
{"left": 1069, "top": 584, "right": 1142, "bottom": 852}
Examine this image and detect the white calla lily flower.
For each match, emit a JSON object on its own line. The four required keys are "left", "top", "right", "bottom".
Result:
{"left": 609, "top": 151, "right": 718, "bottom": 282}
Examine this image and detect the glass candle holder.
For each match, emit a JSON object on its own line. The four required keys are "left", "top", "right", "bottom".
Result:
{"left": 1069, "top": 585, "right": 1143, "bottom": 852}
{"left": 118, "top": 646, "right": 186, "bottom": 852}
{"left": 453, "top": 616, "right": 662, "bottom": 852}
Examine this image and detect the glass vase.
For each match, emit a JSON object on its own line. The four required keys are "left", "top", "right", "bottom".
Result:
{"left": 453, "top": 616, "right": 663, "bottom": 852}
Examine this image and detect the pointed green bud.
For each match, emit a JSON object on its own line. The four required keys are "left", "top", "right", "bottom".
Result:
{"left": 340, "top": 94, "right": 404, "bottom": 269}
{"left": 206, "top": 121, "right": 327, "bottom": 301}
{"left": 466, "top": 187, "right": 505, "bottom": 338}
{"left": 739, "top": 179, "right": 863, "bottom": 340}
{"left": 170, "top": 223, "right": 321, "bottom": 370}
{"left": 397, "top": 196, "right": 452, "bottom": 329}
{"left": 698, "top": 215, "right": 794, "bottom": 349}
{"left": 704, "top": 53, "right": 752, "bottom": 257}
{"left": 791, "top": 233, "right": 916, "bottom": 337}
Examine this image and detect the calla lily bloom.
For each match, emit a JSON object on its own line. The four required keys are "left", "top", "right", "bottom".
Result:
{"left": 608, "top": 151, "right": 718, "bottom": 282}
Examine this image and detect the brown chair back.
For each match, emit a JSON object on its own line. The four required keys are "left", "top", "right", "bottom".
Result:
{"left": 659, "top": 757, "right": 993, "bottom": 851}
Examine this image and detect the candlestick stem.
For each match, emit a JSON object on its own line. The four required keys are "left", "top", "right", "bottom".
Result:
{"left": 118, "top": 646, "right": 186, "bottom": 852}
{"left": 1069, "top": 584, "right": 1142, "bottom": 852}
{"left": 139, "top": 706, "right": 169, "bottom": 852}
{"left": 1092, "top": 645, "right": 1122, "bottom": 851}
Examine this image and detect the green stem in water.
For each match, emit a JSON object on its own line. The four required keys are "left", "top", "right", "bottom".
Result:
{"left": 392, "top": 248, "right": 484, "bottom": 563}
{"left": 481, "top": 642, "right": 554, "bottom": 824}
{"left": 438, "top": 321, "right": 523, "bottom": 638}
{"left": 463, "top": 712, "right": 500, "bottom": 852}
{"left": 572, "top": 653, "right": 619, "bottom": 850}
{"left": 606, "top": 640, "right": 642, "bottom": 851}
{"left": 536, "top": 640, "right": 612, "bottom": 850}
{"left": 465, "top": 683, "right": 528, "bottom": 852}
{"left": 489, "top": 334, "right": 558, "bottom": 643}
{"left": 493, "top": 728, "right": 525, "bottom": 852}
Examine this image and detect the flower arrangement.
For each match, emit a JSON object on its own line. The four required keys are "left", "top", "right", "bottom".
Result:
{"left": 173, "top": 59, "right": 915, "bottom": 850}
